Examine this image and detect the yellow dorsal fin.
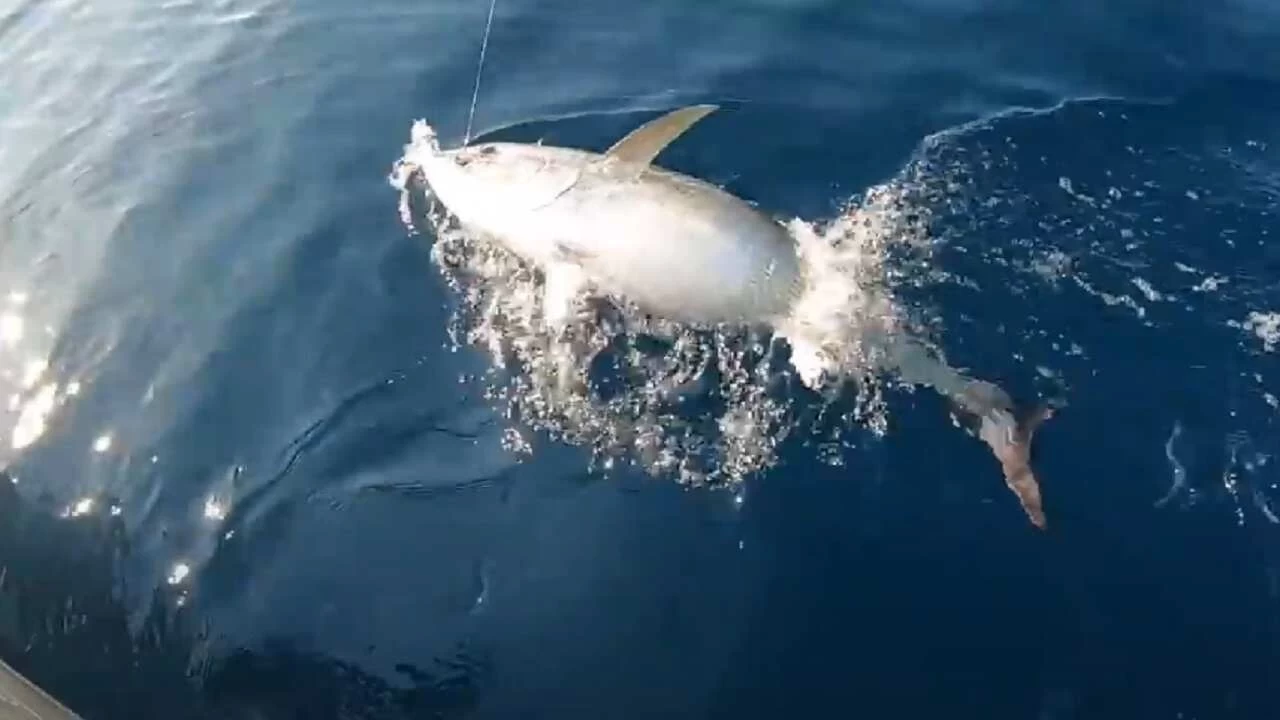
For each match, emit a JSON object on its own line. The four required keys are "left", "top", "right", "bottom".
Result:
{"left": 604, "top": 104, "right": 718, "bottom": 167}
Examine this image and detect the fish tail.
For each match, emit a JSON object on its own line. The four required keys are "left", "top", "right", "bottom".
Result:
{"left": 1001, "top": 402, "right": 1057, "bottom": 529}
{"left": 958, "top": 382, "right": 1061, "bottom": 530}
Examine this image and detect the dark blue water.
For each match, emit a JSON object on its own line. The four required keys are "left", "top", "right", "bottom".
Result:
{"left": 2, "top": 1, "right": 1279, "bottom": 718}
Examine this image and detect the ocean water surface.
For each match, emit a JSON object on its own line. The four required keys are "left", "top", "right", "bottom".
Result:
{"left": 2, "top": 0, "right": 1279, "bottom": 718}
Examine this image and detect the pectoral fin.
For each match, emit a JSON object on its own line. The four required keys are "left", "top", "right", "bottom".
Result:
{"left": 779, "top": 332, "right": 832, "bottom": 390}
{"left": 596, "top": 104, "right": 719, "bottom": 178}
{"left": 542, "top": 262, "right": 588, "bottom": 328}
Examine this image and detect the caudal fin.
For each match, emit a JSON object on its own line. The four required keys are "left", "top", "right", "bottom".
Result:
{"left": 970, "top": 396, "right": 1060, "bottom": 530}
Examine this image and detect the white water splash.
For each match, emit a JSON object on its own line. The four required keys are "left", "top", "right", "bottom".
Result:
{"left": 1241, "top": 311, "right": 1279, "bottom": 352}
{"left": 1155, "top": 420, "right": 1190, "bottom": 508}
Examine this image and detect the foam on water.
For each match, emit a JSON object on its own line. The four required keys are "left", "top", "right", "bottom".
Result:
{"left": 1241, "top": 311, "right": 1280, "bottom": 352}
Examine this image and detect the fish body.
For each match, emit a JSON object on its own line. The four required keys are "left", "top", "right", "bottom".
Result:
{"left": 405, "top": 106, "right": 802, "bottom": 326}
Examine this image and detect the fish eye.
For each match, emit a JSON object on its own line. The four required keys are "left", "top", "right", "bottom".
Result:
{"left": 477, "top": 145, "right": 497, "bottom": 156}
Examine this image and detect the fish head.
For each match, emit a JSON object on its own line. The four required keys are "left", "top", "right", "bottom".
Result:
{"left": 405, "top": 126, "right": 584, "bottom": 223}
{"left": 426, "top": 143, "right": 529, "bottom": 200}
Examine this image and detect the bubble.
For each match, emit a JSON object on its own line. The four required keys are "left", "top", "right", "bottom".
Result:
{"left": 1242, "top": 311, "right": 1279, "bottom": 352}
{"left": 92, "top": 433, "right": 113, "bottom": 453}
{"left": 203, "top": 497, "right": 227, "bottom": 521}
{"left": 0, "top": 313, "right": 23, "bottom": 346}
{"left": 167, "top": 563, "right": 190, "bottom": 585}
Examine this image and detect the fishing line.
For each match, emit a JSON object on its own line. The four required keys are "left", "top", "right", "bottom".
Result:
{"left": 464, "top": 0, "right": 499, "bottom": 145}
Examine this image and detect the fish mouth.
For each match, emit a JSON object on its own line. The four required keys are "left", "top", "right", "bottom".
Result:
{"left": 390, "top": 158, "right": 451, "bottom": 235}
{"left": 388, "top": 119, "right": 444, "bottom": 202}
{"left": 409, "top": 119, "right": 442, "bottom": 153}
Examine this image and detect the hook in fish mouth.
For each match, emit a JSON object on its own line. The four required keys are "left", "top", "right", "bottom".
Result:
{"left": 452, "top": 144, "right": 501, "bottom": 168}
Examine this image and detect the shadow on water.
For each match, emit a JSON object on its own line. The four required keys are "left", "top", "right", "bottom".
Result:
{"left": 0, "top": 470, "right": 486, "bottom": 720}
